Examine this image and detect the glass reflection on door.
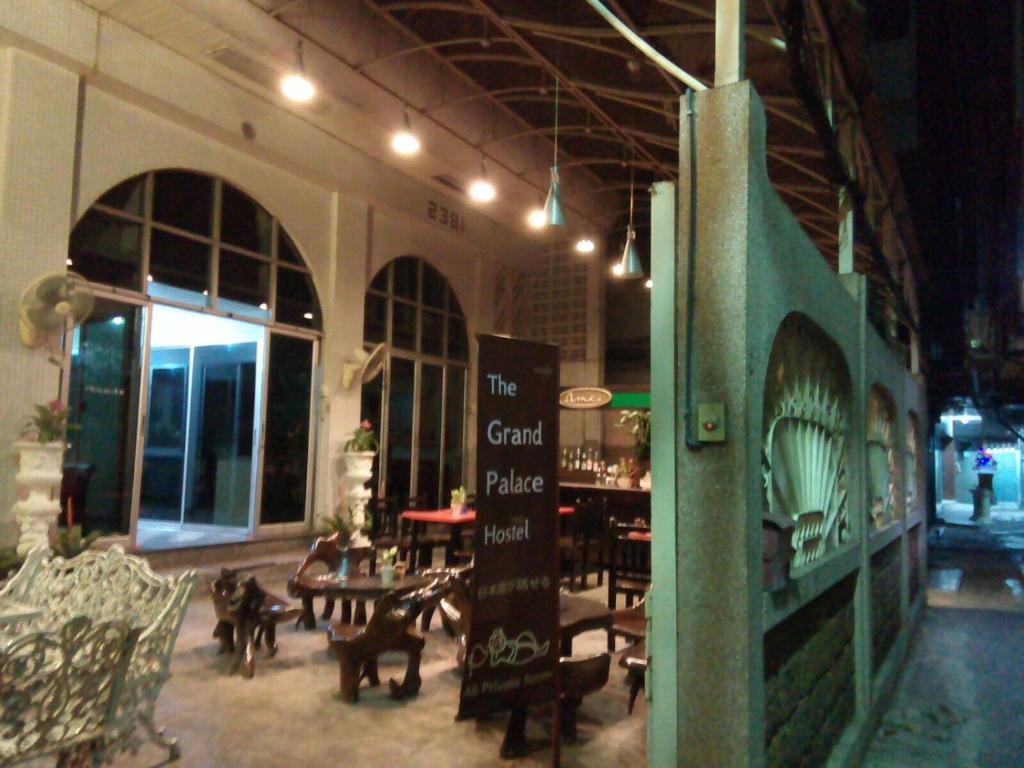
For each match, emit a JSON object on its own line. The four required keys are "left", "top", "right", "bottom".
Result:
{"left": 184, "top": 344, "right": 257, "bottom": 526}
{"left": 260, "top": 334, "right": 314, "bottom": 525}
{"left": 417, "top": 364, "right": 443, "bottom": 508}
{"left": 386, "top": 358, "right": 415, "bottom": 508}
{"left": 65, "top": 298, "right": 144, "bottom": 536}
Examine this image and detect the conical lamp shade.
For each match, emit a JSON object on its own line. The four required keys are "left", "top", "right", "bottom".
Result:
{"left": 543, "top": 165, "right": 567, "bottom": 227}
{"left": 620, "top": 226, "right": 643, "bottom": 278}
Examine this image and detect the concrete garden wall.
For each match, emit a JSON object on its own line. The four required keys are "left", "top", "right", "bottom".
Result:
{"left": 650, "top": 80, "right": 927, "bottom": 767}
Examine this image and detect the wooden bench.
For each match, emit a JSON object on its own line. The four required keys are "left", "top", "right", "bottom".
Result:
{"left": 210, "top": 568, "right": 302, "bottom": 678}
{"left": 327, "top": 578, "right": 451, "bottom": 703}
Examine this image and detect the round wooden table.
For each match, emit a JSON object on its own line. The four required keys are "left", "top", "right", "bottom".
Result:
{"left": 290, "top": 573, "right": 430, "bottom": 628}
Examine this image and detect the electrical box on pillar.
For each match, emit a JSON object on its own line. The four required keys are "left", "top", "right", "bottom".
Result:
{"left": 697, "top": 403, "right": 726, "bottom": 442}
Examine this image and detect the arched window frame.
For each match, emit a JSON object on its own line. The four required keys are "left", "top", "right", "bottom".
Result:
{"left": 362, "top": 257, "right": 470, "bottom": 509}
{"left": 68, "top": 170, "right": 322, "bottom": 332}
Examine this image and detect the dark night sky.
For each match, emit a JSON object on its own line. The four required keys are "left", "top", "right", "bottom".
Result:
{"left": 874, "top": 0, "right": 1021, "bottom": 403}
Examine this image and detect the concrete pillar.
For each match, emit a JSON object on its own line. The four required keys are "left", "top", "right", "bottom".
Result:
{"left": 0, "top": 48, "right": 80, "bottom": 546}
{"left": 321, "top": 193, "right": 370, "bottom": 522}
{"left": 652, "top": 82, "right": 763, "bottom": 768}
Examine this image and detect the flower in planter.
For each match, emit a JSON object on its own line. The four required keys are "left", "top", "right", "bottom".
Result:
{"left": 22, "top": 399, "right": 74, "bottom": 444}
{"left": 344, "top": 420, "right": 379, "bottom": 453}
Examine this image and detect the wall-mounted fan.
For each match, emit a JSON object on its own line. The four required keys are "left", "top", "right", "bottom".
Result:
{"left": 19, "top": 272, "right": 94, "bottom": 349}
{"left": 340, "top": 343, "right": 387, "bottom": 390}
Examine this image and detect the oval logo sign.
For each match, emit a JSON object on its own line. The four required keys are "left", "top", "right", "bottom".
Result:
{"left": 558, "top": 387, "right": 613, "bottom": 410}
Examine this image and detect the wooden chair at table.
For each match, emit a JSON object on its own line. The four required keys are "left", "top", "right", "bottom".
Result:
{"left": 433, "top": 565, "right": 473, "bottom": 661}
{"left": 619, "top": 641, "right": 647, "bottom": 714}
{"left": 327, "top": 577, "right": 451, "bottom": 703}
{"left": 607, "top": 518, "right": 652, "bottom": 610}
{"left": 500, "top": 652, "right": 611, "bottom": 756}
{"left": 608, "top": 593, "right": 647, "bottom": 652}
{"left": 557, "top": 508, "right": 582, "bottom": 591}
{"left": 572, "top": 499, "right": 607, "bottom": 590}
{"left": 287, "top": 534, "right": 375, "bottom": 629}
{"left": 400, "top": 493, "right": 450, "bottom": 570}
{"left": 369, "top": 497, "right": 412, "bottom": 562}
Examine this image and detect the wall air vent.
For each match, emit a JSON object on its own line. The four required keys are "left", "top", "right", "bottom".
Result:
{"left": 433, "top": 174, "right": 465, "bottom": 194}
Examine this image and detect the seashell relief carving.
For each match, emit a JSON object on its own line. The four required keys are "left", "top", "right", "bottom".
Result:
{"left": 866, "top": 386, "right": 897, "bottom": 528}
{"left": 763, "top": 314, "right": 851, "bottom": 572}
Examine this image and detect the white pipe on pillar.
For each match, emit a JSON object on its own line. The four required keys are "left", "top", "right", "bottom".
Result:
{"left": 715, "top": 0, "right": 746, "bottom": 86}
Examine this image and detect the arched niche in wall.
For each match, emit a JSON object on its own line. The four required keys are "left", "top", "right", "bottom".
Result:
{"left": 763, "top": 313, "right": 852, "bottom": 571}
{"left": 866, "top": 385, "right": 897, "bottom": 529}
{"left": 905, "top": 410, "right": 921, "bottom": 516}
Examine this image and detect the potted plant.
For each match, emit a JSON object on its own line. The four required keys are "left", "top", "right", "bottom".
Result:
{"left": 339, "top": 420, "right": 379, "bottom": 547}
{"left": 12, "top": 399, "right": 73, "bottom": 557}
{"left": 377, "top": 546, "right": 399, "bottom": 585}
{"left": 617, "top": 410, "right": 651, "bottom": 462}
{"left": 450, "top": 486, "right": 468, "bottom": 516}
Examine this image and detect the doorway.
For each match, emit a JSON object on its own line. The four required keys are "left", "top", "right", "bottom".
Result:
{"left": 137, "top": 305, "right": 263, "bottom": 549}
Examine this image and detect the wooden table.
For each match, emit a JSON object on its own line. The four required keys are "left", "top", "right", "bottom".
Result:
{"left": 402, "top": 506, "right": 575, "bottom": 567}
{"left": 558, "top": 593, "right": 612, "bottom": 656}
{"left": 289, "top": 573, "right": 430, "bottom": 629}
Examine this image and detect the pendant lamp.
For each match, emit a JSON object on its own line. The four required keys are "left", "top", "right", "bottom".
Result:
{"left": 617, "top": 167, "right": 643, "bottom": 279}
{"left": 544, "top": 76, "right": 566, "bottom": 227}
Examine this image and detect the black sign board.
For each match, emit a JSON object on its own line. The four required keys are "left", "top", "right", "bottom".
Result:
{"left": 457, "top": 334, "right": 560, "bottom": 721}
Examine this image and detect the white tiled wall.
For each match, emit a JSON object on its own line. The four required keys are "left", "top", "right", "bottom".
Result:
{"left": 0, "top": 49, "right": 80, "bottom": 545}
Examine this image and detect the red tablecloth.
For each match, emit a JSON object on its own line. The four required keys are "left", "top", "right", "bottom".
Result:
{"left": 401, "top": 506, "right": 575, "bottom": 524}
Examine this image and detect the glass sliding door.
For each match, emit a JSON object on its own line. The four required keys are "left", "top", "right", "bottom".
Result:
{"left": 184, "top": 343, "right": 257, "bottom": 527}
{"left": 260, "top": 333, "right": 315, "bottom": 525}
{"left": 65, "top": 298, "right": 144, "bottom": 536}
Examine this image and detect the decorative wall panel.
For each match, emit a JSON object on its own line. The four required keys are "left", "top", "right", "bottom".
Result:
{"left": 866, "top": 386, "right": 897, "bottom": 528}
{"left": 763, "top": 314, "right": 852, "bottom": 570}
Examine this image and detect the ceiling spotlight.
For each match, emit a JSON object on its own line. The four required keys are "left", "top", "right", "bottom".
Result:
{"left": 259, "top": 302, "right": 269, "bottom": 311}
{"left": 527, "top": 207, "right": 546, "bottom": 229}
{"left": 65, "top": 258, "right": 73, "bottom": 266}
{"left": 303, "top": 312, "right": 314, "bottom": 320}
{"left": 468, "top": 157, "right": 496, "bottom": 203}
{"left": 611, "top": 262, "right": 624, "bottom": 277}
{"left": 575, "top": 238, "right": 596, "bottom": 254}
{"left": 281, "top": 40, "right": 315, "bottom": 103}
{"left": 391, "top": 107, "right": 421, "bottom": 156}
{"left": 644, "top": 278, "right": 653, "bottom": 289}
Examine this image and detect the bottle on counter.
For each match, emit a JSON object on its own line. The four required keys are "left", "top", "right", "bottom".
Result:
{"left": 585, "top": 448, "right": 593, "bottom": 472}
{"left": 561, "top": 447, "right": 568, "bottom": 469}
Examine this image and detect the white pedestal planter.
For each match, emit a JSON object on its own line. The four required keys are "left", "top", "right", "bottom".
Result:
{"left": 11, "top": 441, "right": 64, "bottom": 557}
{"left": 341, "top": 451, "right": 375, "bottom": 547}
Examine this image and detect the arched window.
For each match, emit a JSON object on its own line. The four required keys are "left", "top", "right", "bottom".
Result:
{"left": 69, "top": 170, "right": 320, "bottom": 328}
{"left": 361, "top": 257, "right": 469, "bottom": 509}
{"left": 65, "top": 170, "right": 321, "bottom": 548}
